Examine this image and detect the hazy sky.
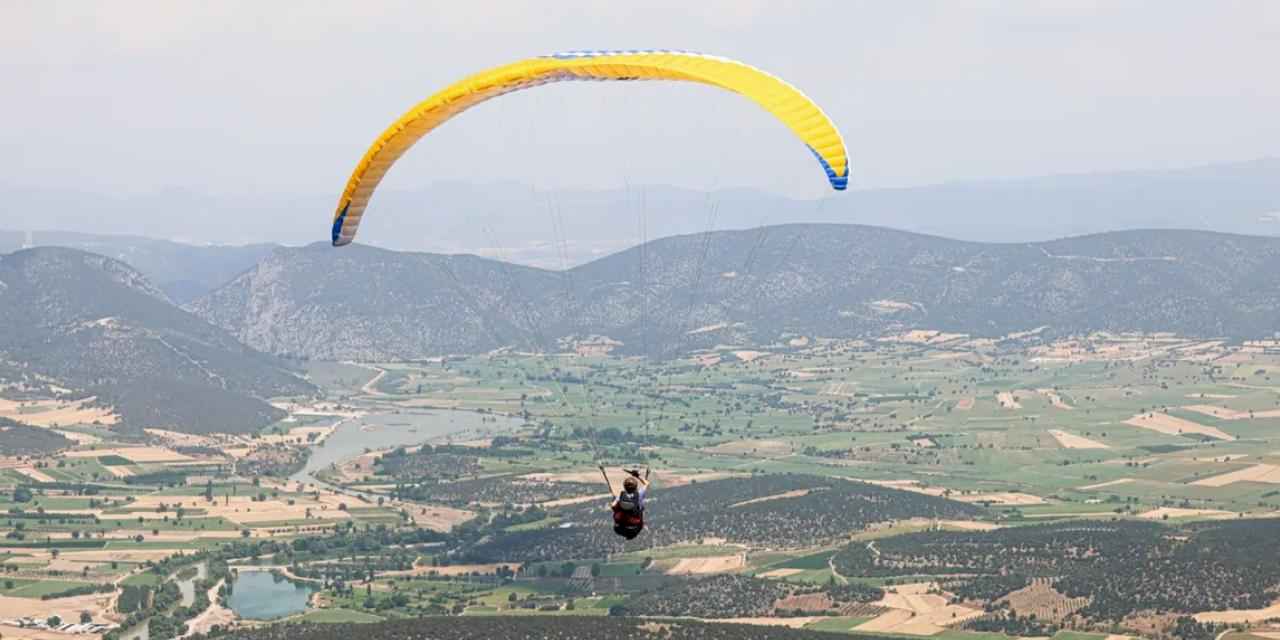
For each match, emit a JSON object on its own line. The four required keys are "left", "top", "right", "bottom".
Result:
{"left": 4, "top": 1, "right": 1279, "bottom": 201}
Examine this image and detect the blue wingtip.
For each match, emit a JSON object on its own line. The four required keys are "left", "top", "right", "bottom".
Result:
{"left": 807, "top": 145, "right": 849, "bottom": 191}
{"left": 331, "top": 202, "right": 350, "bottom": 247}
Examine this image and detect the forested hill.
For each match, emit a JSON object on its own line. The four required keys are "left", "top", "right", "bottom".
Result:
{"left": 0, "top": 247, "right": 313, "bottom": 433}
{"left": 190, "top": 226, "right": 1280, "bottom": 360}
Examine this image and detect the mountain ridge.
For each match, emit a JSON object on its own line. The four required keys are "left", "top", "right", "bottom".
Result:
{"left": 188, "top": 225, "right": 1280, "bottom": 361}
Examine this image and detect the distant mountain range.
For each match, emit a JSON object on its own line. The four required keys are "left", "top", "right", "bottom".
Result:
{"left": 0, "top": 247, "right": 313, "bottom": 433}
{"left": 0, "top": 230, "right": 276, "bottom": 303}
{"left": 5, "top": 158, "right": 1278, "bottom": 269}
{"left": 188, "top": 226, "right": 1280, "bottom": 361}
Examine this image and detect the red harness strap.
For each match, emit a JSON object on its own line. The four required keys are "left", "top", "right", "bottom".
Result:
{"left": 612, "top": 504, "right": 643, "bottom": 527}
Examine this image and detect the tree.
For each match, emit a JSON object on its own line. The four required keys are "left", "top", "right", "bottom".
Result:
{"left": 47, "top": 616, "right": 62, "bottom": 628}
{"left": 80, "top": 611, "right": 92, "bottom": 624}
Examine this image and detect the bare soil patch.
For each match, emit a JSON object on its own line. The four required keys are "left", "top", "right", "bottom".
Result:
{"left": 13, "top": 466, "right": 56, "bottom": 482}
{"left": 953, "top": 492, "right": 1046, "bottom": 506}
{"left": 54, "top": 429, "right": 102, "bottom": 445}
{"left": 1138, "top": 507, "right": 1235, "bottom": 520}
{"left": 1183, "top": 405, "right": 1280, "bottom": 420}
{"left": 713, "top": 617, "right": 824, "bottom": 628}
{"left": 104, "top": 464, "right": 135, "bottom": 478}
{"left": 1124, "top": 413, "right": 1235, "bottom": 441}
{"left": 730, "top": 489, "right": 812, "bottom": 508}
{"left": 144, "top": 429, "right": 219, "bottom": 447}
{"left": 1048, "top": 429, "right": 1108, "bottom": 449}
{"left": 0, "top": 396, "right": 118, "bottom": 427}
{"left": 774, "top": 592, "right": 833, "bottom": 611}
{"left": 1038, "top": 389, "right": 1074, "bottom": 410}
{"left": 61, "top": 550, "right": 178, "bottom": 563}
{"left": 935, "top": 519, "right": 1001, "bottom": 531}
{"left": 854, "top": 608, "right": 916, "bottom": 632}
{"left": 402, "top": 503, "right": 475, "bottom": 532}
{"left": 540, "top": 493, "right": 611, "bottom": 508}
{"left": 103, "top": 492, "right": 355, "bottom": 526}
{"left": 757, "top": 568, "right": 804, "bottom": 578}
{"left": 857, "top": 582, "right": 982, "bottom": 636}
{"left": 1194, "top": 600, "right": 1280, "bottom": 624}
{"left": 1080, "top": 478, "right": 1134, "bottom": 491}
{"left": 665, "top": 554, "right": 746, "bottom": 576}
{"left": 705, "top": 439, "right": 793, "bottom": 457}
{"left": 1190, "top": 464, "right": 1280, "bottom": 487}
{"left": 409, "top": 563, "right": 520, "bottom": 577}
{"left": 997, "top": 392, "right": 1023, "bottom": 410}
{"left": 65, "top": 446, "right": 194, "bottom": 463}
{"left": 0, "top": 592, "right": 115, "bottom": 621}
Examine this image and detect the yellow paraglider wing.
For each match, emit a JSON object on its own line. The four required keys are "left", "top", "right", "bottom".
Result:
{"left": 332, "top": 50, "right": 849, "bottom": 246}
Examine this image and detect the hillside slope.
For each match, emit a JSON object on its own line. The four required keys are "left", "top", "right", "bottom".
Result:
{"left": 188, "top": 243, "right": 571, "bottom": 361}
{"left": 0, "top": 247, "right": 313, "bottom": 433}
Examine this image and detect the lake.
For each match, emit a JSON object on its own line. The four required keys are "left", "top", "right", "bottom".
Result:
{"left": 226, "top": 570, "right": 316, "bottom": 620}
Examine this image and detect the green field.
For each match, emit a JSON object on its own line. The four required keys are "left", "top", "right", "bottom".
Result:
{"left": 0, "top": 335, "right": 1276, "bottom": 640}
{"left": 0, "top": 578, "right": 96, "bottom": 598}
{"left": 299, "top": 609, "right": 385, "bottom": 624}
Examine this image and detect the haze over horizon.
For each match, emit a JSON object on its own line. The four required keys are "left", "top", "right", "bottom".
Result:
{"left": 5, "top": 3, "right": 1279, "bottom": 259}
{"left": 6, "top": 2, "right": 1278, "bottom": 197}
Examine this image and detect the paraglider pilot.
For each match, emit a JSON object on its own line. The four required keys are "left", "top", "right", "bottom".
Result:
{"left": 600, "top": 466, "right": 649, "bottom": 540}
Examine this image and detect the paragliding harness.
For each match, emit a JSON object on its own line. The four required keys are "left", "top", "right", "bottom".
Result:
{"left": 603, "top": 466, "right": 646, "bottom": 540}
{"left": 612, "top": 489, "right": 644, "bottom": 539}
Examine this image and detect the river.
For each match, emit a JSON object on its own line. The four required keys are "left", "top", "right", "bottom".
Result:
{"left": 289, "top": 408, "right": 522, "bottom": 490}
{"left": 117, "top": 561, "right": 208, "bottom": 640}
{"left": 121, "top": 408, "right": 519, "bottom": 638}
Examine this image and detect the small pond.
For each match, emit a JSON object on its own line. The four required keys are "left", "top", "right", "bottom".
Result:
{"left": 226, "top": 570, "right": 316, "bottom": 620}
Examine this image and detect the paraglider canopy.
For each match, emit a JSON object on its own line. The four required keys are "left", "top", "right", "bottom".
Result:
{"left": 330, "top": 49, "right": 850, "bottom": 247}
